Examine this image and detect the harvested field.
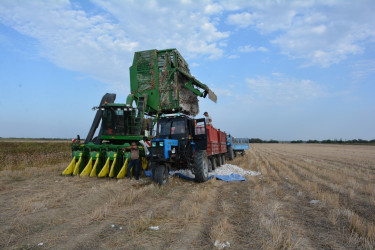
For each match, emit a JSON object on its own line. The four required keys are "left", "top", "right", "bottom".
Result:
{"left": 0, "top": 142, "right": 374, "bottom": 249}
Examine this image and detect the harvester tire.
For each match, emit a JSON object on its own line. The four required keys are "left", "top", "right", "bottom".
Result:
{"left": 228, "top": 146, "right": 234, "bottom": 161}
{"left": 194, "top": 150, "right": 209, "bottom": 182}
{"left": 154, "top": 165, "right": 169, "bottom": 186}
{"left": 211, "top": 157, "right": 217, "bottom": 171}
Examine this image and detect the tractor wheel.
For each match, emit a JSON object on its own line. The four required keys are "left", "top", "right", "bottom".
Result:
{"left": 154, "top": 165, "right": 169, "bottom": 186}
{"left": 211, "top": 157, "right": 217, "bottom": 171}
{"left": 221, "top": 154, "right": 226, "bottom": 165}
{"left": 151, "top": 165, "right": 156, "bottom": 180}
{"left": 228, "top": 146, "right": 234, "bottom": 160}
{"left": 194, "top": 150, "right": 209, "bottom": 182}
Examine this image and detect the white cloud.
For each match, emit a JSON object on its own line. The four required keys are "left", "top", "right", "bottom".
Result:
{"left": 0, "top": 0, "right": 137, "bottom": 92}
{"left": 1, "top": 0, "right": 374, "bottom": 92}
{"left": 350, "top": 60, "right": 375, "bottom": 80}
{"left": 204, "top": 3, "right": 223, "bottom": 15}
{"left": 227, "top": 54, "right": 239, "bottom": 59}
{"left": 226, "top": 1, "right": 375, "bottom": 67}
{"left": 238, "top": 44, "right": 268, "bottom": 53}
{"left": 92, "top": 0, "right": 229, "bottom": 59}
{"left": 226, "top": 12, "right": 256, "bottom": 28}
{"left": 0, "top": 0, "right": 229, "bottom": 91}
{"left": 246, "top": 75, "right": 325, "bottom": 104}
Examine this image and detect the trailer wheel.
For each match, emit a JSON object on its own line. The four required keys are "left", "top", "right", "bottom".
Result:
{"left": 217, "top": 155, "right": 223, "bottom": 166}
{"left": 154, "top": 165, "right": 169, "bottom": 186}
{"left": 208, "top": 158, "right": 213, "bottom": 172}
{"left": 228, "top": 146, "right": 234, "bottom": 160}
{"left": 221, "top": 154, "right": 226, "bottom": 165}
{"left": 194, "top": 150, "right": 209, "bottom": 182}
{"left": 211, "top": 157, "right": 217, "bottom": 170}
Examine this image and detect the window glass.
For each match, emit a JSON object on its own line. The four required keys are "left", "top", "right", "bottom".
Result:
{"left": 102, "top": 108, "right": 126, "bottom": 136}
{"left": 195, "top": 121, "right": 206, "bottom": 135}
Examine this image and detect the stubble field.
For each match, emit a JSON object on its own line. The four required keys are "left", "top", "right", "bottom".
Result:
{"left": 0, "top": 141, "right": 374, "bottom": 249}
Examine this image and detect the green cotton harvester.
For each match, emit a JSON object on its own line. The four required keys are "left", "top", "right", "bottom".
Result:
{"left": 62, "top": 48, "right": 217, "bottom": 178}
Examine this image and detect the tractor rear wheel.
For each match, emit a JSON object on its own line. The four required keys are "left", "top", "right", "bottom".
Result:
{"left": 194, "top": 150, "right": 209, "bottom": 182}
{"left": 154, "top": 165, "right": 169, "bottom": 186}
{"left": 228, "top": 146, "right": 234, "bottom": 160}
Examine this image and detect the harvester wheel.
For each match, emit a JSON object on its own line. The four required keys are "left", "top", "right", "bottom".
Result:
{"left": 154, "top": 165, "right": 169, "bottom": 186}
{"left": 228, "top": 146, "right": 234, "bottom": 161}
{"left": 211, "top": 157, "right": 217, "bottom": 171}
{"left": 194, "top": 150, "right": 209, "bottom": 182}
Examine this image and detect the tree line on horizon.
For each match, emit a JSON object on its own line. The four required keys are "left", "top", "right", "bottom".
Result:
{"left": 249, "top": 138, "right": 375, "bottom": 144}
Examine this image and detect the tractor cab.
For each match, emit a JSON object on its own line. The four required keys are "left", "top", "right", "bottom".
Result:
{"left": 151, "top": 113, "right": 207, "bottom": 163}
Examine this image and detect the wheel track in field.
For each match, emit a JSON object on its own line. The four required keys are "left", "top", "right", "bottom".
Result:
{"left": 266, "top": 146, "right": 375, "bottom": 183}
{"left": 254, "top": 145, "right": 374, "bottom": 247}
{"left": 251, "top": 145, "right": 365, "bottom": 248}
{"left": 269, "top": 150, "right": 375, "bottom": 223}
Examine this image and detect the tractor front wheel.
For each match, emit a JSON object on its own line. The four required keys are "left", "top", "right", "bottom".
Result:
{"left": 194, "top": 150, "right": 209, "bottom": 182}
{"left": 154, "top": 165, "right": 169, "bottom": 186}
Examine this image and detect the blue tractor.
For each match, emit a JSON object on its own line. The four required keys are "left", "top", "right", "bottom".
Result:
{"left": 226, "top": 135, "right": 250, "bottom": 160}
{"left": 150, "top": 114, "right": 210, "bottom": 185}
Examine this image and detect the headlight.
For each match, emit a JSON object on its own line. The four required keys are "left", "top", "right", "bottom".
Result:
{"left": 172, "top": 147, "right": 175, "bottom": 154}
{"left": 159, "top": 141, "right": 164, "bottom": 147}
{"left": 152, "top": 142, "right": 156, "bottom": 147}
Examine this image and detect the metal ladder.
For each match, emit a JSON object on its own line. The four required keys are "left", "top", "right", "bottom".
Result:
{"left": 130, "top": 94, "right": 148, "bottom": 135}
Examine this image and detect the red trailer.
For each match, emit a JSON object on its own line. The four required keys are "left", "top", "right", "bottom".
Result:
{"left": 206, "top": 125, "right": 227, "bottom": 171}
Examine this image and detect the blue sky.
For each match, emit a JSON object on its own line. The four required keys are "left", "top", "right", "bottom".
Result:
{"left": 0, "top": 0, "right": 374, "bottom": 140}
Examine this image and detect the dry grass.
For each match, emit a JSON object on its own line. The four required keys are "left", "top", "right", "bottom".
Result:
{"left": 0, "top": 140, "right": 70, "bottom": 171}
{"left": 0, "top": 142, "right": 374, "bottom": 249}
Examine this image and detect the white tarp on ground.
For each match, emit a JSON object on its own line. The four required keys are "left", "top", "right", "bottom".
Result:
{"left": 171, "top": 164, "right": 261, "bottom": 180}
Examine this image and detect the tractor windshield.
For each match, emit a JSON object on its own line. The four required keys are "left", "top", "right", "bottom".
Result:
{"left": 158, "top": 119, "right": 186, "bottom": 139}
{"left": 102, "top": 108, "right": 126, "bottom": 136}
